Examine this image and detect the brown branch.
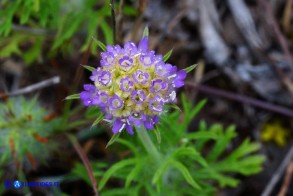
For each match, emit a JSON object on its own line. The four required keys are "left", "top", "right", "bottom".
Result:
{"left": 185, "top": 82, "right": 293, "bottom": 117}
{"left": 110, "top": 0, "right": 116, "bottom": 43}
{"left": 262, "top": 144, "right": 293, "bottom": 196}
{"left": 116, "top": 0, "right": 125, "bottom": 44}
{"left": 0, "top": 76, "right": 60, "bottom": 99}
{"left": 67, "top": 134, "right": 99, "bottom": 196}
{"left": 278, "top": 159, "right": 293, "bottom": 196}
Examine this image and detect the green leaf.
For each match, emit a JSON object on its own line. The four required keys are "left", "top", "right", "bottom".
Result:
{"left": 100, "top": 20, "right": 113, "bottom": 44}
{"left": 171, "top": 147, "right": 207, "bottom": 167}
{"left": 23, "top": 38, "right": 43, "bottom": 64}
{"left": 184, "top": 64, "right": 198, "bottom": 73}
{"left": 225, "top": 139, "right": 261, "bottom": 161}
{"left": 82, "top": 65, "right": 96, "bottom": 72}
{"left": 106, "top": 132, "right": 121, "bottom": 148}
{"left": 99, "top": 158, "right": 137, "bottom": 190}
{"left": 125, "top": 161, "right": 143, "bottom": 187}
{"left": 168, "top": 104, "right": 182, "bottom": 112}
{"left": 152, "top": 159, "right": 170, "bottom": 191}
{"left": 116, "top": 138, "right": 139, "bottom": 157}
{"left": 206, "top": 125, "right": 237, "bottom": 162}
{"left": 154, "top": 126, "right": 161, "bottom": 145}
{"left": 163, "top": 49, "right": 173, "bottom": 62}
{"left": 143, "top": 26, "right": 149, "bottom": 37}
{"left": 91, "top": 113, "right": 104, "bottom": 127}
{"left": 186, "top": 131, "right": 218, "bottom": 140}
{"left": 92, "top": 36, "right": 106, "bottom": 51}
{"left": 53, "top": 14, "right": 83, "bottom": 49}
{"left": 85, "top": 107, "right": 101, "bottom": 118}
{"left": 170, "top": 160, "right": 201, "bottom": 190}
{"left": 65, "top": 94, "right": 80, "bottom": 100}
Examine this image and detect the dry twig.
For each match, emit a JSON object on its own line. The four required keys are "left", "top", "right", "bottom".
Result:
{"left": 262, "top": 145, "right": 293, "bottom": 196}
{"left": 186, "top": 82, "right": 293, "bottom": 118}
{"left": 0, "top": 76, "right": 60, "bottom": 99}
{"left": 278, "top": 159, "right": 293, "bottom": 196}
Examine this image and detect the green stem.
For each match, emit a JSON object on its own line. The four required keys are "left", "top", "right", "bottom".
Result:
{"left": 136, "top": 126, "right": 161, "bottom": 163}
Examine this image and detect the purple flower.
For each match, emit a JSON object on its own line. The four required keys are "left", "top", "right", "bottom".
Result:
{"left": 149, "top": 96, "right": 164, "bottom": 112}
{"left": 96, "top": 92, "right": 109, "bottom": 107}
{"left": 155, "top": 62, "right": 175, "bottom": 77}
{"left": 106, "top": 45, "right": 122, "bottom": 56}
{"left": 120, "top": 76, "right": 134, "bottom": 92}
{"left": 131, "top": 90, "right": 146, "bottom": 104}
{"left": 112, "top": 118, "right": 133, "bottom": 134}
{"left": 174, "top": 70, "right": 187, "bottom": 88}
{"left": 132, "top": 70, "right": 149, "bottom": 84}
{"left": 119, "top": 56, "right": 133, "bottom": 70}
{"left": 140, "top": 51, "right": 155, "bottom": 67}
{"left": 80, "top": 84, "right": 98, "bottom": 106}
{"left": 128, "top": 112, "right": 146, "bottom": 126}
{"left": 89, "top": 68, "right": 102, "bottom": 82}
{"left": 138, "top": 36, "right": 148, "bottom": 53}
{"left": 150, "top": 79, "right": 167, "bottom": 93}
{"left": 97, "top": 71, "right": 111, "bottom": 86}
{"left": 79, "top": 34, "right": 188, "bottom": 134}
{"left": 112, "top": 118, "right": 125, "bottom": 133}
{"left": 163, "top": 90, "right": 176, "bottom": 103}
{"left": 144, "top": 115, "right": 159, "bottom": 130}
{"left": 109, "top": 94, "right": 124, "bottom": 110}
{"left": 100, "top": 52, "right": 115, "bottom": 67}
{"left": 124, "top": 42, "right": 138, "bottom": 56}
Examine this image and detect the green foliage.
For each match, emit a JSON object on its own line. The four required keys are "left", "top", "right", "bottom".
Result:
{"left": 69, "top": 95, "right": 265, "bottom": 195}
{"left": 0, "top": 0, "right": 138, "bottom": 64}
{"left": 0, "top": 97, "right": 60, "bottom": 169}
{"left": 163, "top": 49, "right": 173, "bottom": 62}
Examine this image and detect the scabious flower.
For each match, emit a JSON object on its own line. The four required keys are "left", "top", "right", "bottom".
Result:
{"left": 80, "top": 35, "right": 187, "bottom": 134}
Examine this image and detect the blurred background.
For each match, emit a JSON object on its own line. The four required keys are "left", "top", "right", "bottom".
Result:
{"left": 0, "top": 0, "right": 293, "bottom": 195}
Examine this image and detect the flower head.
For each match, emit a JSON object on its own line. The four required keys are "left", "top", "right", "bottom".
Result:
{"left": 80, "top": 35, "right": 187, "bottom": 134}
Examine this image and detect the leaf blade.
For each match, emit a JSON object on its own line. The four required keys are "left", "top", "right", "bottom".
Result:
{"left": 92, "top": 36, "right": 106, "bottom": 51}
{"left": 65, "top": 93, "right": 80, "bottom": 100}
{"left": 184, "top": 64, "right": 198, "bottom": 73}
{"left": 163, "top": 49, "right": 173, "bottom": 62}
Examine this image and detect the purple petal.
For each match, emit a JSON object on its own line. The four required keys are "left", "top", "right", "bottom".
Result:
{"left": 100, "top": 52, "right": 115, "bottom": 67}
{"left": 119, "top": 56, "right": 133, "bottom": 69}
{"left": 112, "top": 119, "right": 125, "bottom": 134}
{"left": 120, "top": 76, "right": 134, "bottom": 92}
{"left": 98, "top": 71, "right": 112, "bottom": 86}
{"left": 83, "top": 84, "right": 96, "bottom": 92}
{"left": 124, "top": 42, "right": 137, "bottom": 55}
{"left": 109, "top": 94, "right": 124, "bottom": 110}
{"left": 132, "top": 70, "right": 149, "bottom": 84}
{"left": 176, "top": 70, "right": 187, "bottom": 80}
{"left": 105, "top": 113, "right": 113, "bottom": 120}
{"left": 149, "top": 96, "right": 164, "bottom": 112}
{"left": 144, "top": 117, "right": 155, "bottom": 130}
{"left": 128, "top": 112, "right": 146, "bottom": 126}
{"left": 131, "top": 90, "right": 146, "bottom": 104}
{"left": 138, "top": 36, "right": 148, "bottom": 53}
{"left": 140, "top": 51, "right": 155, "bottom": 67}
{"left": 174, "top": 80, "right": 185, "bottom": 88}
{"left": 126, "top": 124, "right": 134, "bottom": 135}
{"left": 150, "top": 79, "right": 167, "bottom": 93}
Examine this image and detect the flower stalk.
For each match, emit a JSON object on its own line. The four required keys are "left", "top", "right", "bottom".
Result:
{"left": 136, "top": 126, "right": 161, "bottom": 164}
